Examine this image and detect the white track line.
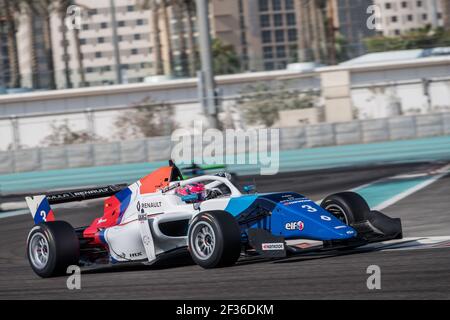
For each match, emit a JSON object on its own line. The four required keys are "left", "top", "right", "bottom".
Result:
{"left": 288, "top": 236, "right": 450, "bottom": 252}
{"left": 374, "top": 164, "right": 450, "bottom": 210}
{"left": 0, "top": 209, "right": 29, "bottom": 219}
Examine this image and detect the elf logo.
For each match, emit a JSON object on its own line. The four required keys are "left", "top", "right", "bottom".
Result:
{"left": 285, "top": 221, "right": 304, "bottom": 231}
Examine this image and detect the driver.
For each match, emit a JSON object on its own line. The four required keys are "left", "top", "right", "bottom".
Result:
{"left": 175, "top": 183, "right": 222, "bottom": 203}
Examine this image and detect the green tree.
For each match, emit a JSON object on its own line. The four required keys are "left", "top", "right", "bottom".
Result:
{"left": 114, "top": 97, "right": 177, "bottom": 139}
{"left": 212, "top": 38, "right": 240, "bottom": 75}
{"left": 335, "top": 32, "right": 349, "bottom": 63}
{"left": 237, "top": 82, "right": 317, "bottom": 128}
{"left": 0, "top": 0, "right": 21, "bottom": 88}
{"left": 364, "top": 27, "right": 450, "bottom": 53}
{"left": 42, "top": 120, "right": 103, "bottom": 146}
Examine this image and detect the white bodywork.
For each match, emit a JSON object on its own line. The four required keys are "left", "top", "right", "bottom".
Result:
{"left": 103, "top": 175, "right": 242, "bottom": 263}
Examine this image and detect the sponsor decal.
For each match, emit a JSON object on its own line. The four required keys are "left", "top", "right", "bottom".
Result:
{"left": 143, "top": 235, "right": 151, "bottom": 246}
{"left": 47, "top": 187, "right": 115, "bottom": 202}
{"left": 320, "top": 215, "right": 332, "bottom": 221}
{"left": 285, "top": 221, "right": 305, "bottom": 231}
{"left": 137, "top": 201, "right": 162, "bottom": 211}
{"left": 346, "top": 230, "right": 355, "bottom": 235}
{"left": 161, "top": 183, "right": 180, "bottom": 193}
{"left": 280, "top": 197, "right": 311, "bottom": 206}
{"left": 97, "top": 218, "right": 107, "bottom": 224}
{"left": 261, "top": 243, "right": 284, "bottom": 251}
{"left": 129, "top": 252, "right": 143, "bottom": 258}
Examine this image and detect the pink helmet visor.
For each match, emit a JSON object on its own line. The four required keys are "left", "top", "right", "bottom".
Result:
{"left": 175, "top": 183, "right": 205, "bottom": 196}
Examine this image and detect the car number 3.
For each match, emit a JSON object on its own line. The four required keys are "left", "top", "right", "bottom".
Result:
{"left": 301, "top": 205, "right": 317, "bottom": 212}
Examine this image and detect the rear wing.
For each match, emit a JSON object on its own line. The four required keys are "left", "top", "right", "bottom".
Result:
{"left": 25, "top": 184, "right": 127, "bottom": 224}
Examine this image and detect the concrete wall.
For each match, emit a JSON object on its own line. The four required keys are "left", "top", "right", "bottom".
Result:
{"left": 0, "top": 112, "right": 449, "bottom": 174}
{"left": 1, "top": 56, "right": 450, "bottom": 150}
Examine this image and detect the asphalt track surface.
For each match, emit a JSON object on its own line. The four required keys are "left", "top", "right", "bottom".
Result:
{"left": 0, "top": 162, "right": 449, "bottom": 299}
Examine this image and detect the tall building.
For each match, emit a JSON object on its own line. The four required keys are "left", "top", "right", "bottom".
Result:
{"left": 15, "top": 0, "right": 158, "bottom": 89}
{"left": 211, "top": 0, "right": 318, "bottom": 71}
{"left": 334, "top": 0, "right": 376, "bottom": 59}
{"left": 50, "top": 0, "right": 156, "bottom": 88}
{"left": 374, "top": 0, "right": 445, "bottom": 36}
{"left": 13, "top": 0, "right": 372, "bottom": 89}
{"left": 243, "top": 0, "right": 303, "bottom": 70}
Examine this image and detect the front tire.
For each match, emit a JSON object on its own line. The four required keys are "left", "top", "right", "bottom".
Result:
{"left": 27, "top": 221, "right": 79, "bottom": 278}
{"left": 188, "top": 211, "right": 241, "bottom": 269}
{"left": 320, "top": 191, "right": 370, "bottom": 226}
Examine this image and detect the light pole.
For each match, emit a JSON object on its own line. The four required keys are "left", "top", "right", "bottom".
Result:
{"left": 195, "top": 0, "right": 218, "bottom": 129}
{"left": 431, "top": 0, "right": 439, "bottom": 29}
{"left": 110, "top": 0, "right": 122, "bottom": 84}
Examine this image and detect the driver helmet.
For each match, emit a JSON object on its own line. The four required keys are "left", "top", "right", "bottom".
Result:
{"left": 175, "top": 183, "right": 206, "bottom": 202}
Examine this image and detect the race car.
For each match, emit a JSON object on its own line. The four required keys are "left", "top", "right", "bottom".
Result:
{"left": 179, "top": 163, "right": 231, "bottom": 179}
{"left": 25, "top": 162, "right": 402, "bottom": 278}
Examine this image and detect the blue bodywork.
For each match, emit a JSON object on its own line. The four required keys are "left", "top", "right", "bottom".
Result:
{"left": 224, "top": 192, "right": 357, "bottom": 241}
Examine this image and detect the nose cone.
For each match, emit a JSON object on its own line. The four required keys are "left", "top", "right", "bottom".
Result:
{"left": 272, "top": 202, "right": 358, "bottom": 241}
{"left": 330, "top": 225, "right": 357, "bottom": 239}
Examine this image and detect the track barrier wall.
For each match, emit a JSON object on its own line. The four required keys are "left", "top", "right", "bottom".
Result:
{"left": 0, "top": 113, "right": 450, "bottom": 194}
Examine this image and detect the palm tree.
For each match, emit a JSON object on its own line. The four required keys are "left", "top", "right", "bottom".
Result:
{"left": 73, "top": 20, "right": 86, "bottom": 87}
{"left": 0, "top": 0, "right": 21, "bottom": 88}
{"left": 150, "top": 0, "right": 164, "bottom": 75}
{"left": 298, "top": 0, "right": 312, "bottom": 62}
{"left": 324, "top": 0, "right": 337, "bottom": 65}
{"left": 23, "top": 0, "right": 57, "bottom": 90}
{"left": 183, "top": 0, "right": 197, "bottom": 77}
{"left": 139, "top": 0, "right": 164, "bottom": 75}
{"left": 56, "top": 0, "right": 88, "bottom": 88}
{"left": 212, "top": 38, "right": 240, "bottom": 75}
{"left": 443, "top": 0, "right": 450, "bottom": 31}
{"left": 20, "top": 1, "right": 39, "bottom": 88}
{"left": 161, "top": 0, "right": 174, "bottom": 75}
{"left": 171, "top": 0, "right": 189, "bottom": 77}
{"left": 309, "top": 0, "right": 322, "bottom": 63}
{"left": 57, "top": 0, "right": 72, "bottom": 88}
{"left": 298, "top": 0, "right": 329, "bottom": 64}
{"left": 71, "top": 1, "right": 88, "bottom": 87}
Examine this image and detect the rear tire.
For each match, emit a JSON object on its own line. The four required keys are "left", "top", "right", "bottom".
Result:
{"left": 188, "top": 211, "right": 241, "bottom": 268}
{"left": 320, "top": 191, "right": 370, "bottom": 226}
{"left": 27, "top": 221, "right": 79, "bottom": 278}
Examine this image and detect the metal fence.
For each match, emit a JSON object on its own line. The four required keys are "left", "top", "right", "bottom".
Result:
{"left": 0, "top": 112, "right": 449, "bottom": 174}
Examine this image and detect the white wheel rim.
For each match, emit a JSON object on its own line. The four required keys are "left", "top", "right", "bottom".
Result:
{"left": 192, "top": 221, "right": 216, "bottom": 260}
{"left": 29, "top": 232, "right": 50, "bottom": 270}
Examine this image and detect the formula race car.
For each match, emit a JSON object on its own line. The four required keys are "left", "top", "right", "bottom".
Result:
{"left": 25, "top": 162, "right": 402, "bottom": 277}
